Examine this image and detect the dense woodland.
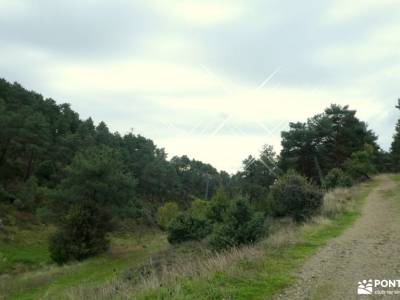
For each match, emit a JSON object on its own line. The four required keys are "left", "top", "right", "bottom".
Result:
{"left": 0, "top": 78, "right": 398, "bottom": 263}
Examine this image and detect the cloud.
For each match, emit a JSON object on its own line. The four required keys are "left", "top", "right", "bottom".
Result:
{"left": 325, "top": 0, "right": 399, "bottom": 23}
{"left": 0, "top": 0, "right": 399, "bottom": 172}
{"left": 145, "top": 0, "right": 245, "bottom": 27}
{"left": 0, "top": 0, "right": 158, "bottom": 59}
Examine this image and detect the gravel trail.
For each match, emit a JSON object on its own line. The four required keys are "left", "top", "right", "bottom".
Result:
{"left": 274, "top": 175, "right": 400, "bottom": 300}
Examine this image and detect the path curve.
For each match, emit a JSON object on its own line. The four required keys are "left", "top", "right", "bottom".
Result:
{"left": 274, "top": 175, "right": 400, "bottom": 300}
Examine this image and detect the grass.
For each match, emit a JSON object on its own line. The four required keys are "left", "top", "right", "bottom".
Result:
{"left": 62, "top": 178, "right": 378, "bottom": 300}
{"left": 0, "top": 230, "right": 168, "bottom": 299}
{"left": 0, "top": 226, "right": 53, "bottom": 275}
{"left": 131, "top": 179, "right": 378, "bottom": 300}
{"left": 0, "top": 177, "right": 380, "bottom": 300}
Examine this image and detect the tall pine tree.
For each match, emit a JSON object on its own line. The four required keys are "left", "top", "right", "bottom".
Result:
{"left": 390, "top": 99, "right": 400, "bottom": 171}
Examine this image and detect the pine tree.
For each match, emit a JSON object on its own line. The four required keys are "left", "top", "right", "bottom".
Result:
{"left": 390, "top": 99, "right": 400, "bottom": 171}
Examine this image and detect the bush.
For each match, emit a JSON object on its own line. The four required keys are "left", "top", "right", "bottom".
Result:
{"left": 0, "top": 184, "right": 10, "bottom": 203}
{"left": 270, "top": 171, "right": 323, "bottom": 222}
{"left": 49, "top": 202, "right": 111, "bottom": 264}
{"left": 344, "top": 147, "right": 376, "bottom": 181}
{"left": 15, "top": 177, "right": 40, "bottom": 211}
{"left": 189, "top": 199, "right": 209, "bottom": 219}
{"left": 167, "top": 213, "right": 211, "bottom": 244}
{"left": 206, "top": 188, "right": 230, "bottom": 223}
{"left": 324, "top": 168, "right": 353, "bottom": 189}
{"left": 156, "top": 202, "right": 180, "bottom": 230}
{"left": 209, "top": 198, "right": 266, "bottom": 250}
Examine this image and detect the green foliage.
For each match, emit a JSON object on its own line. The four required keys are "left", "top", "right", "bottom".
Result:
{"left": 0, "top": 79, "right": 231, "bottom": 225}
{"left": 206, "top": 187, "right": 230, "bottom": 223}
{"left": 189, "top": 199, "right": 209, "bottom": 219}
{"left": 167, "top": 213, "right": 211, "bottom": 244}
{"left": 140, "top": 157, "right": 179, "bottom": 202}
{"left": 15, "top": 176, "right": 40, "bottom": 210}
{"left": 55, "top": 146, "right": 136, "bottom": 214}
{"left": 280, "top": 104, "right": 378, "bottom": 183}
{"left": 49, "top": 203, "right": 111, "bottom": 264}
{"left": 344, "top": 144, "right": 376, "bottom": 181}
{"left": 209, "top": 198, "right": 265, "bottom": 250}
{"left": 391, "top": 99, "right": 400, "bottom": 171}
{"left": 0, "top": 183, "right": 10, "bottom": 202}
{"left": 324, "top": 168, "right": 353, "bottom": 189}
{"left": 156, "top": 202, "right": 180, "bottom": 230}
{"left": 270, "top": 171, "right": 323, "bottom": 222}
{"left": 171, "top": 155, "right": 222, "bottom": 202}
{"left": 239, "top": 145, "right": 277, "bottom": 205}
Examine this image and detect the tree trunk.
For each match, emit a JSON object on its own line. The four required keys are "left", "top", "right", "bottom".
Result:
{"left": 24, "top": 149, "right": 34, "bottom": 181}
{"left": 0, "top": 137, "right": 11, "bottom": 167}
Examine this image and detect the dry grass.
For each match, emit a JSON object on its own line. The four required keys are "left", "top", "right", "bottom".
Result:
{"left": 321, "top": 186, "right": 358, "bottom": 218}
{"left": 65, "top": 216, "right": 329, "bottom": 300}
{"left": 63, "top": 242, "right": 264, "bottom": 300}
{"left": 49, "top": 182, "right": 371, "bottom": 300}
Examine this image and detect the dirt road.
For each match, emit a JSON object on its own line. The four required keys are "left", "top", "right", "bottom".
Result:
{"left": 274, "top": 175, "right": 400, "bottom": 300}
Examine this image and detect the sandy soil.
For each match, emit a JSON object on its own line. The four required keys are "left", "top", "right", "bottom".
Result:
{"left": 274, "top": 175, "right": 400, "bottom": 300}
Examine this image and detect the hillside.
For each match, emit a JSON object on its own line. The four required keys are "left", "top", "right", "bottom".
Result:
{"left": 0, "top": 80, "right": 399, "bottom": 299}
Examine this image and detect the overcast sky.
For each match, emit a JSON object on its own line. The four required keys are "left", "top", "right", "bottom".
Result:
{"left": 1, "top": 0, "right": 400, "bottom": 173}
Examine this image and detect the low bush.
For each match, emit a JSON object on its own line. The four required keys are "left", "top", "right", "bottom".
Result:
{"left": 324, "top": 168, "right": 353, "bottom": 189}
{"left": 209, "top": 198, "right": 266, "bottom": 250}
{"left": 206, "top": 191, "right": 229, "bottom": 224}
{"left": 344, "top": 148, "right": 376, "bottom": 181}
{"left": 156, "top": 202, "right": 180, "bottom": 230}
{"left": 189, "top": 199, "right": 209, "bottom": 219}
{"left": 167, "top": 213, "right": 211, "bottom": 244}
{"left": 270, "top": 170, "right": 323, "bottom": 222}
{"left": 49, "top": 202, "right": 111, "bottom": 264}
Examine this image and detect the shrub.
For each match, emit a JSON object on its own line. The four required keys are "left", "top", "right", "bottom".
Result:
{"left": 49, "top": 202, "right": 111, "bottom": 264}
{"left": 206, "top": 188, "right": 230, "bottom": 223}
{"left": 324, "top": 168, "right": 353, "bottom": 189}
{"left": 344, "top": 148, "right": 376, "bottom": 181}
{"left": 270, "top": 171, "right": 323, "bottom": 222}
{"left": 0, "top": 184, "right": 10, "bottom": 203}
{"left": 167, "top": 213, "right": 211, "bottom": 244}
{"left": 15, "top": 177, "right": 40, "bottom": 211}
{"left": 321, "top": 187, "right": 353, "bottom": 218}
{"left": 156, "top": 202, "right": 180, "bottom": 230}
{"left": 209, "top": 198, "right": 266, "bottom": 250}
{"left": 189, "top": 199, "right": 209, "bottom": 219}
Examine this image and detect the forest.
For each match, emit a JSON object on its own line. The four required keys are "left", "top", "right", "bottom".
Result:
{"left": 1, "top": 78, "right": 400, "bottom": 298}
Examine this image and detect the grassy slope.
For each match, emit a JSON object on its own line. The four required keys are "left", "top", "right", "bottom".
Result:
{"left": 135, "top": 179, "right": 378, "bottom": 300}
{"left": 0, "top": 177, "right": 383, "bottom": 300}
{"left": 0, "top": 227, "right": 52, "bottom": 275}
{"left": 0, "top": 227, "right": 168, "bottom": 300}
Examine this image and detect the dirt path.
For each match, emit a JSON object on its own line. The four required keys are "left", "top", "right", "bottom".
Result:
{"left": 274, "top": 175, "right": 400, "bottom": 300}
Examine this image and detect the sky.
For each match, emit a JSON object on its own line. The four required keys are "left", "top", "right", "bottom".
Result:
{"left": 1, "top": 0, "right": 400, "bottom": 173}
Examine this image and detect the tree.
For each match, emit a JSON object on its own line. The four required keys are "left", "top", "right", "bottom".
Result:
{"left": 55, "top": 146, "right": 136, "bottom": 214}
{"left": 167, "top": 213, "right": 211, "bottom": 244}
{"left": 324, "top": 168, "right": 353, "bottom": 189}
{"left": 0, "top": 78, "right": 234, "bottom": 227}
{"left": 269, "top": 171, "right": 323, "bottom": 222}
{"left": 49, "top": 202, "right": 112, "bottom": 264}
{"left": 344, "top": 144, "right": 376, "bottom": 181}
{"left": 391, "top": 99, "right": 400, "bottom": 171}
{"left": 280, "top": 104, "right": 378, "bottom": 183}
{"left": 156, "top": 202, "right": 180, "bottom": 230}
{"left": 239, "top": 145, "right": 278, "bottom": 206}
{"left": 209, "top": 198, "right": 265, "bottom": 250}
{"left": 189, "top": 199, "right": 209, "bottom": 219}
{"left": 171, "top": 155, "right": 220, "bottom": 205}
{"left": 206, "top": 187, "right": 230, "bottom": 223}
{"left": 140, "top": 157, "right": 179, "bottom": 202}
